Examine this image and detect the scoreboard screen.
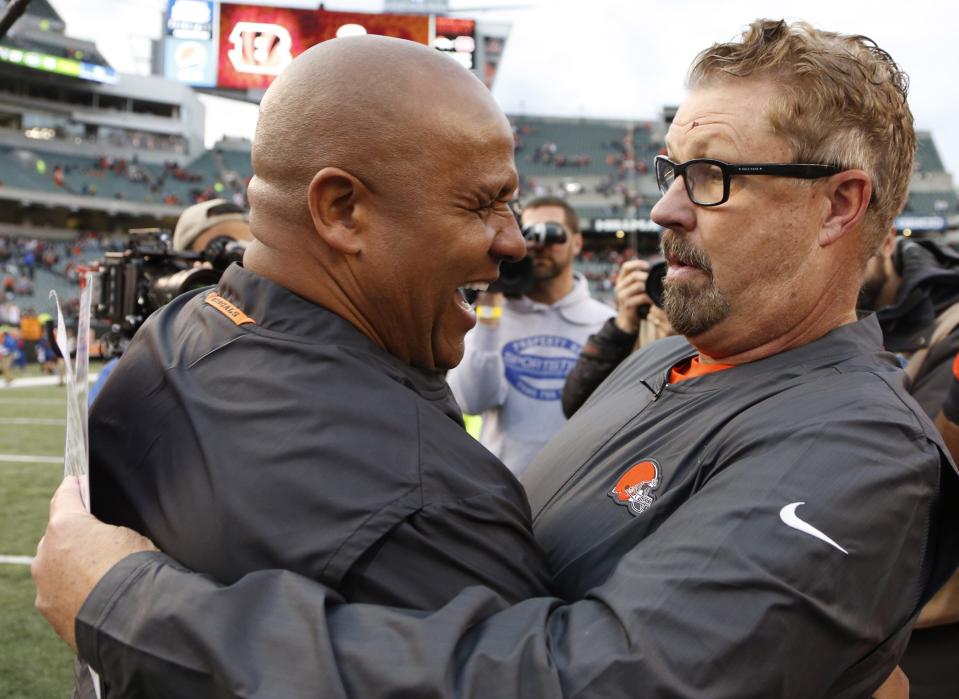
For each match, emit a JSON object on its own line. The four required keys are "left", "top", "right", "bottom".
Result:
{"left": 433, "top": 17, "right": 475, "bottom": 70}
{"left": 163, "top": 2, "right": 486, "bottom": 92}
{"left": 216, "top": 3, "right": 429, "bottom": 90}
{"left": 164, "top": 0, "right": 219, "bottom": 87}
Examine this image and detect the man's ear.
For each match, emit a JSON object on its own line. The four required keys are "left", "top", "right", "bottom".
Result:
{"left": 879, "top": 226, "right": 897, "bottom": 258}
{"left": 307, "top": 167, "right": 367, "bottom": 255}
{"left": 572, "top": 232, "right": 583, "bottom": 256}
{"left": 817, "top": 169, "right": 872, "bottom": 247}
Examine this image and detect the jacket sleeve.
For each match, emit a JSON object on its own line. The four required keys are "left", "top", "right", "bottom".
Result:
{"left": 561, "top": 318, "right": 636, "bottom": 418}
{"left": 76, "top": 411, "right": 951, "bottom": 699}
{"left": 446, "top": 324, "right": 508, "bottom": 415}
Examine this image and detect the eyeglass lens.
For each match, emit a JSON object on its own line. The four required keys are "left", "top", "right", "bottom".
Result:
{"left": 655, "top": 158, "right": 675, "bottom": 194}
{"left": 656, "top": 159, "right": 727, "bottom": 205}
{"left": 685, "top": 162, "right": 725, "bottom": 205}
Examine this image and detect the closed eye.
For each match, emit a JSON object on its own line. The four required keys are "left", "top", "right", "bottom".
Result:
{"left": 476, "top": 198, "right": 511, "bottom": 214}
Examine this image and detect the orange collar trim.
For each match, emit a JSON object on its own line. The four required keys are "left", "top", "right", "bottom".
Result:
{"left": 669, "top": 356, "right": 734, "bottom": 384}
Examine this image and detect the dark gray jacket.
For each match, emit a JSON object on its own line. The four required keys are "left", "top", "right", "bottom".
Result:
{"left": 85, "top": 264, "right": 552, "bottom": 695}
{"left": 77, "top": 315, "right": 959, "bottom": 698}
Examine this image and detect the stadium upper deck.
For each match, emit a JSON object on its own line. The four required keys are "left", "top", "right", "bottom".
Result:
{"left": 1, "top": 107, "right": 955, "bottom": 238}
{"left": 0, "top": 0, "right": 955, "bottom": 240}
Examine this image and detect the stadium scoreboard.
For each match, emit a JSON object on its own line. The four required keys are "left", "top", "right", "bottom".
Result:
{"left": 163, "top": 0, "right": 479, "bottom": 92}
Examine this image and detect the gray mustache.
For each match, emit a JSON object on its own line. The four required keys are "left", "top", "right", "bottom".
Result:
{"left": 660, "top": 230, "right": 713, "bottom": 274}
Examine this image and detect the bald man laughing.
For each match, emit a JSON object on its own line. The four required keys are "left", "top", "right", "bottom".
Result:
{"left": 61, "top": 35, "right": 549, "bottom": 683}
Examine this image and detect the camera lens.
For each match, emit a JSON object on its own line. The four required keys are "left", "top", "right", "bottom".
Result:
{"left": 149, "top": 268, "right": 221, "bottom": 309}
{"left": 645, "top": 259, "right": 667, "bottom": 308}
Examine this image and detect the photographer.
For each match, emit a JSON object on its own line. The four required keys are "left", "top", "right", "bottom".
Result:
{"left": 88, "top": 198, "right": 252, "bottom": 403}
{"left": 171, "top": 198, "right": 252, "bottom": 258}
{"left": 447, "top": 196, "right": 614, "bottom": 476}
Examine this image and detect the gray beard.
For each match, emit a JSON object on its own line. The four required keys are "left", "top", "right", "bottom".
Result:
{"left": 660, "top": 230, "right": 732, "bottom": 337}
{"left": 661, "top": 275, "right": 732, "bottom": 337}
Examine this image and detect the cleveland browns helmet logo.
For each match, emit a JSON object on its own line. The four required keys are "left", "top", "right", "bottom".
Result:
{"left": 608, "top": 459, "right": 661, "bottom": 516}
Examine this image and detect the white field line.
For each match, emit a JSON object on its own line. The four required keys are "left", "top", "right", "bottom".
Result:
{"left": 0, "top": 373, "right": 99, "bottom": 390}
{"left": 0, "top": 418, "right": 66, "bottom": 425}
{"left": 0, "top": 554, "right": 33, "bottom": 566}
{"left": 0, "top": 454, "right": 62, "bottom": 464}
{"left": 0, "top": 399, "right": 64, "bottom": 405}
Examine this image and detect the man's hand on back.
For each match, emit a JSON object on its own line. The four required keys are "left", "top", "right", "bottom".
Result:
{"left": 32, "top": 476, "right": 156, "bottom": 651}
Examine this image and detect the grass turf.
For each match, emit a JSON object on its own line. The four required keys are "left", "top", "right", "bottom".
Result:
{"left": 0, "top": 567, "right": 75, "bottom": 698}
{"left": 0, "top": 371, "right": 104, "bottom": 698}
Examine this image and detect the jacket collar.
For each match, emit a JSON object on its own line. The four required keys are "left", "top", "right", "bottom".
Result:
{"left": 640, "top": 314, "right": 892, "bottom": 395}
{"left": 213, "top": 264, "right": 454, "bottom": 404}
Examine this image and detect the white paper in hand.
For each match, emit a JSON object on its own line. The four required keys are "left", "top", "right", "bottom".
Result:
{"left": 50, "top": 272, "right": 102, "bottom": 698}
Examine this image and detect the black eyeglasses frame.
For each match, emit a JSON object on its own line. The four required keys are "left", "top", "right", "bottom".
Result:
{"left": 654, "top": 155, "right": 844, "bottom": 207}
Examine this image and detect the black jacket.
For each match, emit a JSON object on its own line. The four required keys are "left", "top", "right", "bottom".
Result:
{"left": 77, "top": 315, "right": 959, "bottom": 699}
{"left": 89, "top": 264, "right": 551, "bottom": 609}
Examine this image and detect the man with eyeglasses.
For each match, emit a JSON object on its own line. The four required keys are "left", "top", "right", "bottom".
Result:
{"left": 447, "top": 196, "right": 614, "bottom": 476}
{"left": 33, "top": 20, "right": 957, "bottom": 699}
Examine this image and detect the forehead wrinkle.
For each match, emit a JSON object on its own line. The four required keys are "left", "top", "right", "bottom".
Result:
{"left": 666, "top": 125, "right": 739, "bottom": 160}
{"left": 667, "top": 109, "right": 775, "bottom": 161}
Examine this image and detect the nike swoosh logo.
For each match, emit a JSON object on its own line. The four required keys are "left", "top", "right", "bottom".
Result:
{"left": 779, "top": 502, "right": 848, "bottom": 555}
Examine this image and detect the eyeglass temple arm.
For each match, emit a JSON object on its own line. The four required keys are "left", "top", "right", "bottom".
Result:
{"left": 726, "top": 163, "right": 842, "bottom": 178}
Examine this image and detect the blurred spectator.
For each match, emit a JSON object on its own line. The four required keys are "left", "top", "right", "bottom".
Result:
{"left": 23, "top": 248, "right": 36, "bottom": 280}
{"left": 12, "top": 330, "right": 26, "bottom": 370}
{"left": 0, "top": 326, "right": 18, "bottom": 384}
{"left": 19, "top": 307, "right": 42, "bottom": 366}
{"left": 0, "top": 294, "right": 19, "bottom": 325}
{"left": 36, "top": 336, "right": 57, "bottom": 376}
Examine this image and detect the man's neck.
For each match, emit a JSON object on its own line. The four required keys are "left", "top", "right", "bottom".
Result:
{"left": 526, "top": 270, "right": 576, "bottom": 306}
{"left": 696, "top": 306, "right": 859, "bottom": 367}
{"left": 244, "top": 240, "right": 387, "bottom": 354}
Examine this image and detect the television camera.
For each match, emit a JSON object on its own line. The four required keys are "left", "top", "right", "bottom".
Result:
{"left": 93, "top": 228, "right": 245, "bottom": 357}
{"left": 489, "top": 221, "right": 569, "bottom": 297}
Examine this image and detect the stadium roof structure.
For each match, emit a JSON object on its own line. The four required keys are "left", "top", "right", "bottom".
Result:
{"left": 0, "top": 0, "right": 116, "bottom": 83}
{"left": 5, "top": 0, "right": 60, "bottom": 23}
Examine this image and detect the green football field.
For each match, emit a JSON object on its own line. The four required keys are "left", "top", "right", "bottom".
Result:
{"left": 0, "top": 364, "right": 483, "bottom": 698}
{"left": 0, "top": 370, "right": 99, "bottom": 698}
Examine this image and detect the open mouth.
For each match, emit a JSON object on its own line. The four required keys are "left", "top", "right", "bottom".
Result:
{"left": 457, "top": 281, "right": 490, "bottom": 309}
{"left": 661, "top": 230, "right": 711, "bottom": 276}
{"left": 666, "top": 252, "right": 703, "bottom": 271}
